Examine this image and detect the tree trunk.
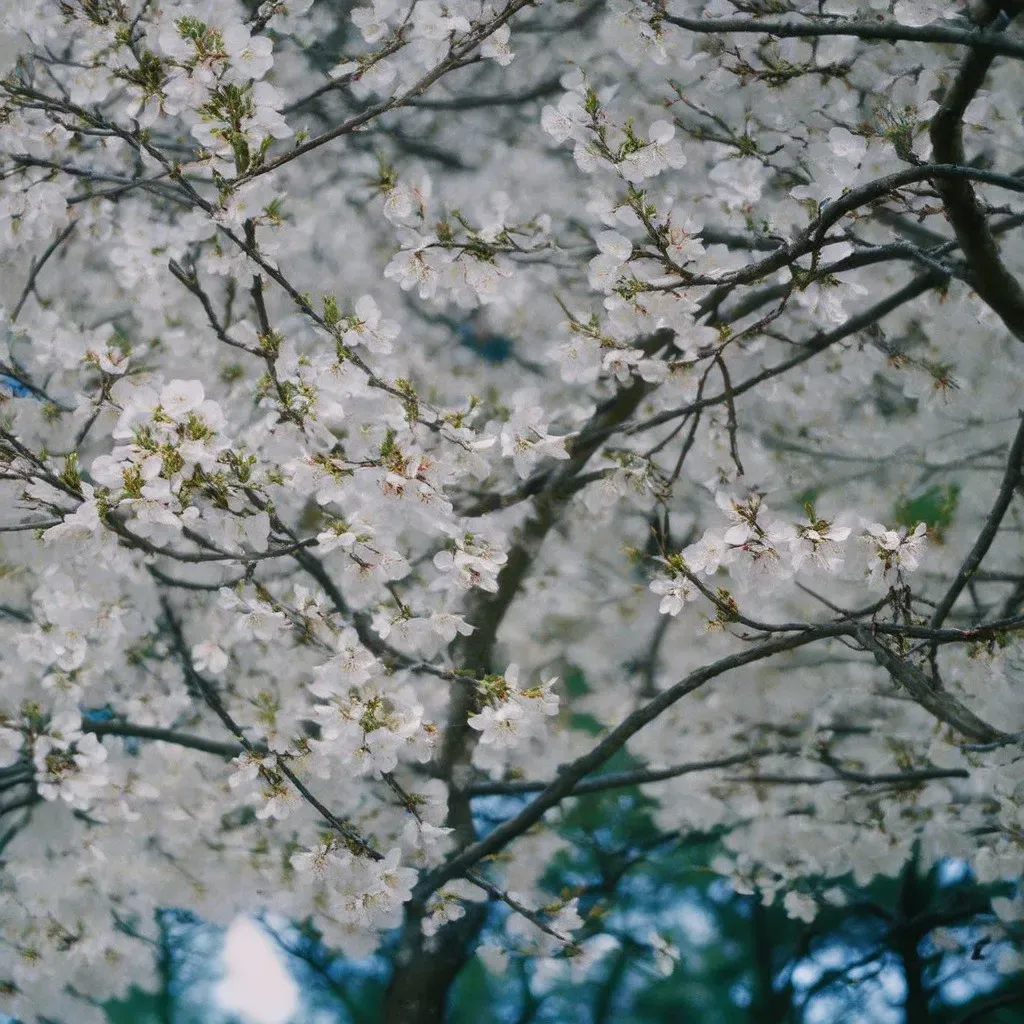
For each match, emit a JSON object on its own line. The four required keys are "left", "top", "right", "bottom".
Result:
{"left": 896, "top": 853, "right": 930, "bottom": 1024}
{"left": 381, "top": 905, "right": 488, "bottom": 1022}
{"left": 382, "top": 358, "right": 669, "bottom": 1021}
{"left": 749, "top": 898, "right": 790, "bottom": 1024}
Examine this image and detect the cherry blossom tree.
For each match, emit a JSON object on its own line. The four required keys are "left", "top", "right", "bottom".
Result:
{"left": 1, "top": 0, "right": 1024, "bottom": 1020}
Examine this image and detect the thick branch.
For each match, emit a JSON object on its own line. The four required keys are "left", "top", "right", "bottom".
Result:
{"left": 83, "top": 721, "right": 243, "bottom": 759}
{"left": 929, "top": 14, "right": 1024, "bottom": 341}
{"left": 854, "top": 627, "right": 1008, "bottom": 743}
{"left": 408, "top": 75, "right": 563, "bottom": 110}
{"left": 416, "top": 626, "right": 850, "bottom": 901}
{"left": 467, "top": 750, "right": 967, "bottom": 796}
{"left": 464, "top": 746, "right": 795, "bottom": 796}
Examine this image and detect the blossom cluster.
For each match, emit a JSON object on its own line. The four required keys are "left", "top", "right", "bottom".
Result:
{"left": 468, "top": 664, "right": 560, "bottom": 773}
{"left": 649, "top": 491, "right": 924, "bottom": 614}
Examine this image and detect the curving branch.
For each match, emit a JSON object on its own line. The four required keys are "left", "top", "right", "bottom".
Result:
{"left": 245, "top": 0, "right": 539, "bottom": 180}
{"left": 625, "top": 270, "right": 944, "bottom": 439}
{"left": 723, "top": 767, "right": 969, "bottom": 786}
{"left": 158, "top": 596, "right": 382, "bottom": 860}
{"left": 0, "top": 520, "right": 62, "bottom": 533}
{"left": 415, "top": 625, "right": 852, "bottom": 901}
{"left": 463, "top": 745, "right": 798, "bottom": 796}
{"left": 854, "top": 627, "right": 1008, "bottom": 744}
{"left": 660, "top": 13, "right": 1024, "bottom": 61}
{"left": 928, "top": 11, "right": 1024, "bottom": 341}
{"left": 929, "top": 413, "right": 1024, "bottom": 630}
{"left": 83, "top": 721, "right": 244, "bottom": 759}
{"left": 10, "top": 219, "right": 77, "bottom": 322}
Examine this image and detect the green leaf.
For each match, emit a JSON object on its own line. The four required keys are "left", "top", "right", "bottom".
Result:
{"left": 104, "top": 986, "right": 163, "bottom": 1023}
{"left": 894, "top": 483, "right": 960, "bottom": 541}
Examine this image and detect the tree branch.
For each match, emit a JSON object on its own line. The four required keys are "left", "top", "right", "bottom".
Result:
{"left": 929, "top": 12, "right": 1024, "bottom": 341}
{"left": 245, "top": 0, "right": 538, "bottom": 180}
{"left": 158, "top": 596, "right": 381, "bottom": 859}
{"left": 415, "top": 625, "right": 851, "bottom": 901}
{"left": 854, "top": 627, "right": 1008, "bottom": 743}
{"left": 83, "top": 720, "right": 244, "bottom": 759}
{"left": 660, "top": 13, "right": 1024, "bottom": 61}
{"left": 463, "top": 746, "right": 799, "bottom": 796}
{"left": 929, "top": 412, "right": 1024, "bottom": 630}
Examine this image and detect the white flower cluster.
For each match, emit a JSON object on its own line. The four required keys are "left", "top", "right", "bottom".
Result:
{"left": 498, "top": 391, "right": 572, "bottom": 479}
{"left": 422, "top": 877, "right": 489, "bottom": 936}
{"left": 381, "top": 170, "right": 543, "bottom": 310}
{"left": 291, "top": 842, "right": 418, "bottom": 932}
{"left": 650, "top": 491, "right": 927, "bottom": 611}
{"left": 77, "top": 379, "right": 236, "bottom": 543}
{"left": 433, "top": 529, "right": 509, "bottom": 593}
{"left": 144, "top": 10, "right": 292, "bottom": 173}
{"left": 542, "top": 73, "right": 685, "bottom": 182}
{"left": 862, "top": 521, "right": 929, "bottom": 586}
{"left": 24, "top": 713, "right": 109, "bottom": 809}
{"left": 467, "top": 664, "right": 560, "bottom": 773}
{"left": 309, "top": 668, "right": 435, "bottom": 779}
